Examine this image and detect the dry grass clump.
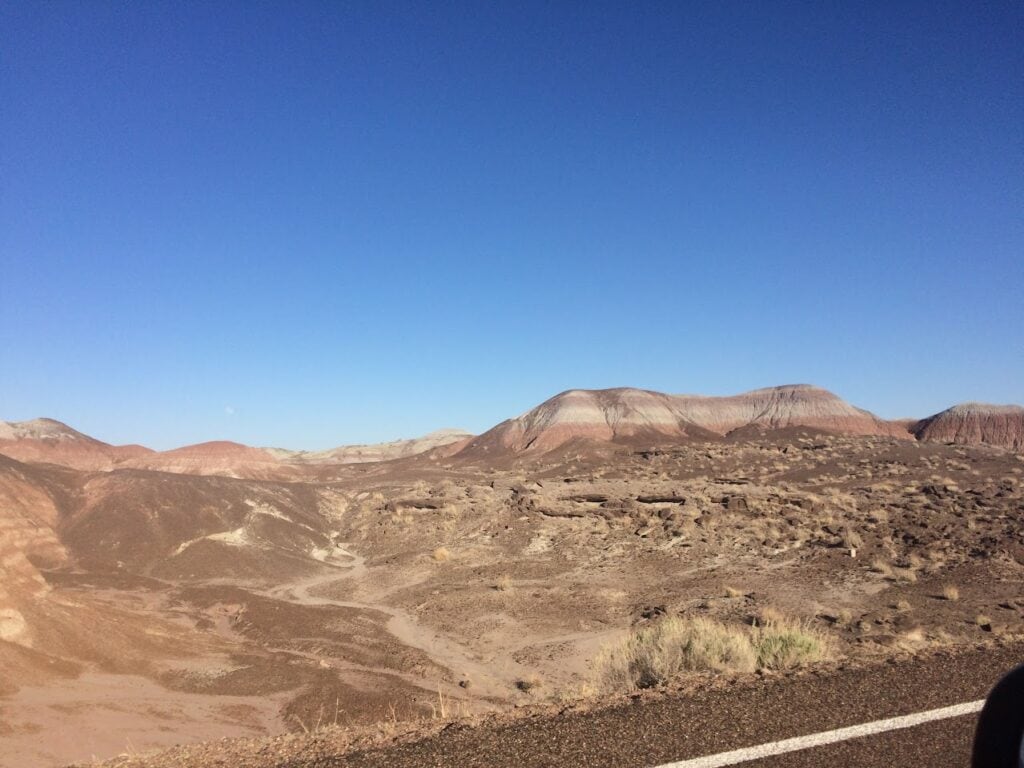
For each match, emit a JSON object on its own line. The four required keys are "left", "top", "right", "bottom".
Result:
{"left": 870, "top": 558, "right": 894, "bottom": 578}
{"left": 841, "top": 528, "right": 863, "bottom": 550}
{"left": 924, "top": 548, "right": 947, "bottom": 566}
{"left": 390, "top": 508, "right": 414, "bottom": 525}
{"left": 941, "top": 584, "right": 960, "bottom": 601}
{"left": 596, "top": 617, "right": 755, "bottom": 691}
{"left": 432, "top": 547, "right": 451, "bottom": 562}
{"left": 514, "top": 674, "right": 543, "bottom": 693}
{"left": 899, "top": 627, "right": 927, "bottom": 648}
{"left": 594, "top": 614, "right": 832, "bottom": 692}
{"left": 893, "top": 567, "right": 918, "bottom": 584}
{"left": 867, "top": 508, "right": 889, "bottom": 525}
{"left": 754, "top": 617, "right": 832, "bottom": 671}
{"left": 756, "top": 606, "right": 785, "bottom": 625}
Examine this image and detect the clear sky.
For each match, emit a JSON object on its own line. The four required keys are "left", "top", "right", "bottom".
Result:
{"left": 2, "top": 1, "right": 1021, "bottom": 450}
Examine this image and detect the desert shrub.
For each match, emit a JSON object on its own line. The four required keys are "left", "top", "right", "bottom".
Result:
{"left": 595, "top": 617, "right": 755, "bottom": 691}
{"left": 841, "top": 528, "right": 863, "bottom": 549}
{"left": 753, "top": 617, "right": 831, "bottom": 670}
{"left": 894, "top": 568, "right": 918, "bottom": 583}
{"left": 870, "top": 558, "right": 893, "bottom": 577}
{"left": 594, "top": 613, "right": 831, "bottom": 692}
{"left": 514, "top": 675, "right": 542, "bottom": 692}
{"left": 819, "top": 608, "right": 854, "bottom": 626}
{"left": 756, "top": 606, "right": 785, "bottom": 625}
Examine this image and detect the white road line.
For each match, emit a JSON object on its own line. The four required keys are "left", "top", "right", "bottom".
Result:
{"left": 652, "top": 699, "right": 985, "bottom": 768}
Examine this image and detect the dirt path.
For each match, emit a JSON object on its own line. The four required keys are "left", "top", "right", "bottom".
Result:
{"left": 265, "top": 544, "right": 529, "bottom": 699}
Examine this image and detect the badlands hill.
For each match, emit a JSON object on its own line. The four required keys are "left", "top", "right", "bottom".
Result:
{"left": 913, "top": 402, "right": 1024, "bottom": 451}
{"left": 56, "top": 468, "right": 343, "bottom": 580}
{"left": 458, "top": 385, "right": 908, "bottom": 457}
{"left": 2, "top": 387, "right": 1021, "bottom": 480}
{"left": 120, "top": 441, "right": 290, "bottom": 480}
{"left": 119, "top": 432, "right": 475, "bottom": 478}
{"left": 0, "top": 418, "right": 152, "bottom": 471}
{"left": 0, "top": 454, "right": 66, "bottom": 647}
{"left": 268, "top": 428, "right": 473, "bottom": 464}
{"left": 0, "top": 421, "right": 472, "bottom": 478}
{"left": 0, "top": 454, "right": 207, "bottom": 700}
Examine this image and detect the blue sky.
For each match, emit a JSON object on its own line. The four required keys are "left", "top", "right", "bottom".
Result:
{"left": 2, "top": 1, "right": 1021, "bottom": 450}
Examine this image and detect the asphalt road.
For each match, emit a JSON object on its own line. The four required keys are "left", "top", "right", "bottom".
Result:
{"left": 292, "top": 642, "right": 1023, "bottom": 768}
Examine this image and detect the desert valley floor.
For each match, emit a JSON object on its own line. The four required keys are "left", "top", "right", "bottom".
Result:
{"left": 1, "top": 386, "right": 1022, "bottom": 767}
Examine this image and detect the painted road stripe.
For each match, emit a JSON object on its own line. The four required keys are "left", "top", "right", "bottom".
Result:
{"left": 653, "top": 699, "right": 986, "bottom": 768}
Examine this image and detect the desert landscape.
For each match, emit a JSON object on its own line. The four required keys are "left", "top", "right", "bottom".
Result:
{"left": 7, "top": 0, "right": 1022, "bottom": 762}
{"left": 0, "top": 384, "right": 1022, "bottom": 767}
